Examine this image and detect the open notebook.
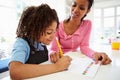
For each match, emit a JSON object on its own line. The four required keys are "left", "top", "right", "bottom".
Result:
{"left": 26, "top": 52, "right": 101, "bottom": 80}
{"left": 65, "top": 52, "right": 101, "bottom": 78}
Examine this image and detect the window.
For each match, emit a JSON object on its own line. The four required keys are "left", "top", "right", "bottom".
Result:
{"left": 0, "top": 0, "right": 66, "bottom": 59}
{"left": 104, "top": 8, "right": 114, "bottom": 17}
{"left": 117, "top": 6, "right": 120, "bottom": 15}
{"left": 93, "top": 6, "right": 120, "bottom": 44}
{"left": 0, "top": 0, "right": 25, "bottom": 59}
{"left": 117, "top": 17, "right": 120, "bottom": 30}
{"left": 116, "top": 6, "right": 120, "bottom": 33}
{"left": 0, "top": 2, "right": 17, "bottom": 58}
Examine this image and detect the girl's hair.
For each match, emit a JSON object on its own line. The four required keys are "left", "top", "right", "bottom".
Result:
{"left": 66, "top": 0, "right": 94, "bottom": 22}
{"left": 16, "top": 4, "right": 59, "bottom": 45}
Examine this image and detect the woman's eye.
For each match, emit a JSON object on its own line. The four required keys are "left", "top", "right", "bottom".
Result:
{"left": 79, "top": 7, "right": 85, "bottom": 10}
{"left": 72, "top": 4, "right": 76, "bottom": 7}
{"left": 72, "top": 2, "right": 76, "bottom": 7}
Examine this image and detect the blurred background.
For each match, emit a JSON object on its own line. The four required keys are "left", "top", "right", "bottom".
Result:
{"left": 0, "top": 0, "right": 120, "bottom": 59}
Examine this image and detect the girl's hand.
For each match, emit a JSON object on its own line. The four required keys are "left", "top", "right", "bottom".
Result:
{"left": 50, "top": 51, "right": 61, "bottom": 63}
{"left": 93, "top": 52, "right": 112, "bottom": 65}
{"left": 55, "top": 56, "right": 72, "bottom": 71}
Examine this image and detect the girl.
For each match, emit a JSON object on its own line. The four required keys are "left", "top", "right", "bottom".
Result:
{"left": 9, "top": 4, "right": 72, "bottom": 80}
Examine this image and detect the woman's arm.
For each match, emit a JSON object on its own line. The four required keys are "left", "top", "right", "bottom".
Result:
{"left": 80, "top": 20, "right": 95, "bottom": 58}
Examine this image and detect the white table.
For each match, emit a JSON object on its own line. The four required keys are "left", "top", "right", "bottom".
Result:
{"left": 26, "top": 50, "right": 120, "bottom": 80}
{"left": 94, "top": 50, "right": 120, "bottom": 80}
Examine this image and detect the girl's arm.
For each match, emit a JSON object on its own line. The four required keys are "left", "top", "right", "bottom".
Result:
{"left": 9, "top": 56, "right": 72, "bottom": 80}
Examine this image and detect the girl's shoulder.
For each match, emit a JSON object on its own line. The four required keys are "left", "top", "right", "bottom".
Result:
{"left": 14, "top": 38, "right": 29, "bottom": 48}
{"left": 16, "top": 38, "right": 28, "bottom": 44}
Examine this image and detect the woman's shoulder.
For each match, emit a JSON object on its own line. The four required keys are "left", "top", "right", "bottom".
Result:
{"left": 82, "top": 19, "right": 92, "bottom": 27}
{"left": 83, "top": 19, "right": 92, "bottom": 23}
{"left": 59, "top": 21, "right": 64, "bottom": 26}
{"left": 57, "top": 21, "right": 64, "bottom": 30}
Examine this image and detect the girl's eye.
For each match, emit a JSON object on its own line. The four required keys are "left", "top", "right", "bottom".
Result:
{"left": 46, "top": 32, "right": 52, "bottom": 35}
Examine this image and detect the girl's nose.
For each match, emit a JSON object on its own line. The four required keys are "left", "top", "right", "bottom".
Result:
{"left": 51, "top": 33, "right": 55, "bottom": 39}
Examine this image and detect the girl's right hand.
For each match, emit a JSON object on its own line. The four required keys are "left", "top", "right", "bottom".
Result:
{"left": 55, "top": 56, "right": 72, "bottom": 71}
{"left": 50, "top": 51, "right": 61, "bottom": 63}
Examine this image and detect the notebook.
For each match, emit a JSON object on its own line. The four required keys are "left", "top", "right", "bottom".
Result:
{"left": 66, "top": 52, "right": 101, "bottom": 78}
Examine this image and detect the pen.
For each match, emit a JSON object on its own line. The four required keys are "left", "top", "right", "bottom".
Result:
{"left": 55, "top": 37, "right": 64, "bottom": 57}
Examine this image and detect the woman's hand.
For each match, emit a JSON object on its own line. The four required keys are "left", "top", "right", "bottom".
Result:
{"left": 93, "top": 52, "right": 112, "bottom": 65}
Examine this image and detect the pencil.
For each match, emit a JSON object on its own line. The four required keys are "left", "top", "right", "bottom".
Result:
{"left": 55, "top": 37, "right": 64, "bottom": 57}
{"left": 82, "top": 62, "right": 94, "bottom": 75}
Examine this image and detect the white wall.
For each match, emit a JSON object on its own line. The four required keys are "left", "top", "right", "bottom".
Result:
{"left": 88, "top": 0, "right": 120, "bottom": 21}
{"left": 94, "top": 0, "right": 120, "bottom": 8}
{"left": 24, "top": 0, "right": 66, "bottom": 21}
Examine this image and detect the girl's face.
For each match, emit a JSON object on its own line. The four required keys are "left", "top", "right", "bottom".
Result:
{"left": 39, "top": 21, "right": 57, "bottom": 45}
{"left": 71, "top": 0, "right": 90, "bottom": 20}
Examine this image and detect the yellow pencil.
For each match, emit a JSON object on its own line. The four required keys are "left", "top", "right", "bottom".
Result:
{"left": 55, "top": 37, "right": 64, "bottom": 57}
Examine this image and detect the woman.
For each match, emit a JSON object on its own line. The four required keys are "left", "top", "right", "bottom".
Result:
{"left": 50, "top": 0, "right": 111, "bottom": 65}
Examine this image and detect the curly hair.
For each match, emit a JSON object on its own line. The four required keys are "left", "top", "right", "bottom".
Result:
{"left": 16, "top": 4, "right": 59, "bottom": 46}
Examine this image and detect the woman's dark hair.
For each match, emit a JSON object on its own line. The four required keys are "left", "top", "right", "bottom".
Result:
{"left": 16, "top": 4, "right": 59, "bottom": 45}
{"left": 88, "top": 0, "right": 94, "bottom": 10}
{"left": 66, "top": 0, "right": 94, "bottom": 22}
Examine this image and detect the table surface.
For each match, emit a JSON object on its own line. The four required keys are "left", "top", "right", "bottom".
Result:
{"left": 1, "top": 44, "right": 120, "bottom": 80}
{"left": 26, "top": 48, "right": 120, "bottom": 80}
